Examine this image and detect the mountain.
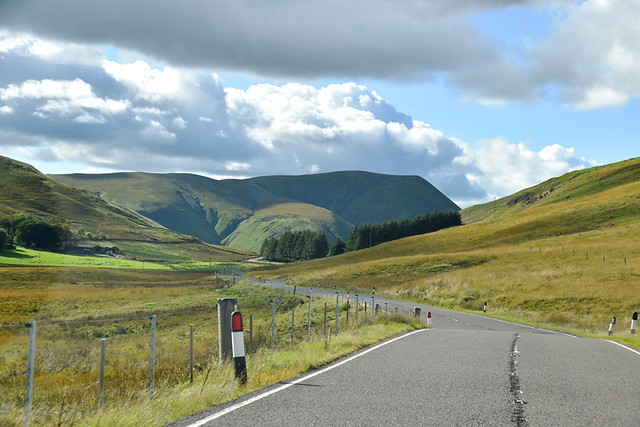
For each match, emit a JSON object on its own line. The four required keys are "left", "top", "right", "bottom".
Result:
{"left": 250, "top": 157, "right": 640, "bottom": 331}
{"left": 53, "top": 170, "right": 459, "bottom": 252}
{"left": 0, "top": 155, "right": 251, "bottom": 261}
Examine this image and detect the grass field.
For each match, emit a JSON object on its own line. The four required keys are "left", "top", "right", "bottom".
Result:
{"left": 250, "top": 159, "right": 640, "bottom": 348}
{"left": 0, "top": 266, "right": 424, "bottom": 426}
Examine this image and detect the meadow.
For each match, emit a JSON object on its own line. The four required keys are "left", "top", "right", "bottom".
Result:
{"left": 0, "top": 265, "right": 424, "bottom": 426}
{"left": 251, "top": 166, "right": 640, "bottom": 348}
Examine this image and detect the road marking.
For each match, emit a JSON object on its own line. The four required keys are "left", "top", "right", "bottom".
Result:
{"left": 185, "top": 329, "right": 428, "bottom": 426}
{"left": 605, "top": 340, "right": 640, "bottom": 356}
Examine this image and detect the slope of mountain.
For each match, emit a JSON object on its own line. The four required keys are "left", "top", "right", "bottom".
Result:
{"left": 248, "top": 171, "right": 459, "bottom": 225}
{"left": 250, "top": 157, "right": 640, "bottom": 332}
{"left": 0, "top": 156, "right": 251, "bottom": 261}
{"left": 54, "top": 170, "right": 459, "bottom": 251}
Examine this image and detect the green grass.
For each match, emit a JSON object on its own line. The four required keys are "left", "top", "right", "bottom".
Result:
{"left": 0, "top": 247, "right": 171, "bottom": 270}
{"left": 0, "top": 266, "right": 424, "bottom": 426}
{"left": 250, "top": 158, "right": 640, "bottom": 348}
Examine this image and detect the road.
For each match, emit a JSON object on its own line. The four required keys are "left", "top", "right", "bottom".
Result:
{"left": 172, "top": 281, "right": 640, "bottom": 426}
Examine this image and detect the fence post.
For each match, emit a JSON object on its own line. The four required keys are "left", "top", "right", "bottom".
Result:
{"left": 335, "top": 292, "right": 339, "bottom": 336}
{"left": 189, "top": 324, "right": 194, "bottom": 383}
{"left": 271, "top": 300, "right": 276, "bottom": 348}
{"left": 217, "top": 298, "right": 238, "bottom": 362}
{"left": 307, "top": 296, "right": 312, "bottom": 341}
{"left": 324, "top": 302, "right": 327, "bottom": 334}
{"left": 291, "top": 306, "right": 295, "bottom": 343}
{"left": 98, "top": 338, "right": 106, "bottom": 407}
{"left": 355, "top": 295, "right": 359, "bottom": 320}
{"left": 149, "top": 314, "right": 156, "bottom": 400}
{"left": 25, "top": 321, "right": 36, "bottom": 426}
{"left": 249, "top": 315, "right": 253, "bottom": 350}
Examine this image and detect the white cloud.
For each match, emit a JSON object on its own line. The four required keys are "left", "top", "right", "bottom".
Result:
{"left": 0, "top": 38, "right": 594, "bottom": 206}
{"left": 531, "top": 0, "right": 640, "bottom": 109}
{"left": 453, "top": 138, "right": 594, "bottom": 203}
{"left": 0, "top": 78, "right": 130, "bottom": 116}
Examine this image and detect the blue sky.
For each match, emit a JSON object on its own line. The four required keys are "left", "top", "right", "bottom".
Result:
{"left": 0, "top": 0, "right": 638, "bottom": 207}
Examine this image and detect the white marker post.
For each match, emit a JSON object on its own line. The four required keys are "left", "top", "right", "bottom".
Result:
{"left": 427, "top": 311, "right": 432, "bottom": 326}
{"left": 231, "top": 311, "right": 247, "bottom": 384}
{"left": 608, "top": 316, "right": 616, "bottom": 336}
{"left": 483, "top": 302, "right": 487, "bottom": 313}
{"left": 631, "top": 312, "right": 637, "bottom": 335}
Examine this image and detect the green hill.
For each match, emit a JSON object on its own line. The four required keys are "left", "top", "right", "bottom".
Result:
{"left": 54, "top": 170, "right": 459, "bottom": 251}
{"left": 0, "top": 156, "right": 251, "bottom": 262}
{"left": 251, "top": 157, "right": 640, "bottom": 338}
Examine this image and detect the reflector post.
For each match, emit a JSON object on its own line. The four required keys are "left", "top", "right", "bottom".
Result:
{"left": 231, "top": 310, "right": 247, "bottom": 384}
{"left": 232, "top": 312, "right": 243, "bottom": 332}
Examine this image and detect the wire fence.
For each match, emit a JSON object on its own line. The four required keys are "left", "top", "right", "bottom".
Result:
{"left": 0, "top": 275, "right": 420, "bottom": 426}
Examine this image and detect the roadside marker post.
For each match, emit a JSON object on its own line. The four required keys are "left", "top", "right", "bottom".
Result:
{"left": 483, "top": 302, "right": 487, "bottom": 313}
{"left": 631, "top": 312, "right": 637, "bottom": 334}
{"left": 608, "top": 316, "right": 616, "bottom": 335}
{"left": 231, "top": 310, "right": 247, "bottom": 384}
{"left": 427, "top": 311, "right": 432, "bottom": 326}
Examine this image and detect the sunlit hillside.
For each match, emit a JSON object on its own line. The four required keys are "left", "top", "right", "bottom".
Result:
{"left": 251, "top": 157, "right": 640, "bottom": 335}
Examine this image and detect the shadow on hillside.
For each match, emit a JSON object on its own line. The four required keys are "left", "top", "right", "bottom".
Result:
{"left": 0, "top": 249, "right": 35, "bottom": 259}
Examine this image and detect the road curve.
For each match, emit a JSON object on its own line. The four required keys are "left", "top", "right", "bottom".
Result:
{"left": 171, "top": 280, "right": 640, "bottom": 426}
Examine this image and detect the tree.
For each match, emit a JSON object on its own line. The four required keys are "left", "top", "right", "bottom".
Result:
{"left": 0, "top": 228, "right": 7, "bottom": 252}
{"left": 328, "top": 237, "right": 346, "bottom": 256}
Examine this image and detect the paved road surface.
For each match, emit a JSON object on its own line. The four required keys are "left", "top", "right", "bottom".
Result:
{"left": 172, "top": 281, "right": 640, "bottom": 426}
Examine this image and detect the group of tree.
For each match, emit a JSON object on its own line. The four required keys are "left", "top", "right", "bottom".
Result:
{"left": 0, "top": 213, "right": 73, "bottom": 252}
{"left": 260, "top": 229, "right": 329, "bottom": 262}
{"left": 344, "top": 211, "right": 462, "bottom": 252}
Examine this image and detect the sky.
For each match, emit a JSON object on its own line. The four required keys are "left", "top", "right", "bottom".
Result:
{"left": 0, "top": 0, "right": 638, "bottom": 208}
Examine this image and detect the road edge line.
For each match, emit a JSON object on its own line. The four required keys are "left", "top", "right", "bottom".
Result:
{"left": 185, "top": 329, "right": 428, "bottom": 426}
{"left": 605, "top": 339, "right": 640, "bottom": 356}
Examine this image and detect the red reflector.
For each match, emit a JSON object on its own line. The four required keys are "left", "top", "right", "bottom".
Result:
{"left": 232, "top": 312, "right": 243, "bottom": 332}
{"left": 428, "top": 312, "right": 431, "bottom": 318}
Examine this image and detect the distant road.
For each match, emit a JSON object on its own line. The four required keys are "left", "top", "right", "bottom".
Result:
{"left": 172, "top": 280, "right": 640, "bottom": 426}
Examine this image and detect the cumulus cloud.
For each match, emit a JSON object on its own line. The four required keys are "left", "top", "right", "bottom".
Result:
{"left": 531, "top": 0, "right": 640, "bottom": 109}
{"left": 0, "top": 33, "right": 595, "bottom": 207}
{"left": 2, "top": 1, "right": 639, "bottom": 108}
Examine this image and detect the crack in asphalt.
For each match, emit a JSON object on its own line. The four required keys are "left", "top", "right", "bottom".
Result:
{"left": 510, "top": 333, "right": 528, "bottom": 426}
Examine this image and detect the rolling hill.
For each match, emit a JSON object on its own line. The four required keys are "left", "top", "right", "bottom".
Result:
{"left": 53, "top": 170, "right": 459, "bottom": 252}
{"left": 250, "top": 157, "right": 640, "bottom": 336}
{"left": 0, "top": 155, "right": 251, "bottom": 262}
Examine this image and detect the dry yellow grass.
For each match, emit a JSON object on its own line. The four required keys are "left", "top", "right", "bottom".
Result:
{"left": 251, "top": 162, "right": 640, "bottom": 343}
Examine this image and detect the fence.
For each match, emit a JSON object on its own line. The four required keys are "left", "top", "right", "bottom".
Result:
{"left": 0, "top": 275, "right": 418, "bottom": 425}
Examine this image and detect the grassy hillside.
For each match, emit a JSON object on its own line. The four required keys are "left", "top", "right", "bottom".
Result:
{"left": 54, "top": 170, "right": 458, "bottom": 251}
{"left": 251, "top": 158, "right": 640, "bottom": 340}
{"left": 249, "top": 171, "right": 459, "bottom": 225}
{"left": 0, "top": 156, "right": 252, "bottom": 262}
{"left": 223, "top": 202, "right": 355, "bottom": 252}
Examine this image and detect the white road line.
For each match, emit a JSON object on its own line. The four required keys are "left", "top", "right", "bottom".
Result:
{"left": 185, "top": 329, "right": 428, "bottom": 427}
{"left": 605, "top": 340, "right": 640, "bottom": 356}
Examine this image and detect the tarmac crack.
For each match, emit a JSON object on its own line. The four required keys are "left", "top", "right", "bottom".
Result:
{"left": 509, "top": 333, "right": 528, "bottom": 426}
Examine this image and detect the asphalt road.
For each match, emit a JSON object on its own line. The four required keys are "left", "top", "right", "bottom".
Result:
{"left": 172, "top": 281, "right": 640, "bottom": 426}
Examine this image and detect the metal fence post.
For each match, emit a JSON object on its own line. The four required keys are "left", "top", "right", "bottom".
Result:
{"left": 291, "top": 306, "right": 295, "bottom": 343}
{"left": 149, "top": 314, "right": 156, "bottom": 400}
{"left": 189, "top": 324, "right": 194, "bottom": 384}
{"left": 25, "top": 320, "right": 36, "bottom": 426}
{"left": 324, "top": 302, "right": 327, "bottom": 334}
{"left": 249, "top": 314, "right": 253, "bottom": 350}
{"left": 355, "top": 295, "right": 359, "bottom": 320}
{"left": 271, "top": 300, "right": 276, "bottom": 348}
{"left": 307, "top": 296, "right": 312, "bottom": 341}
{"left": 335, "top": 292, "right": 339, "bottom": 336}
{"left": 98, "top": 338, "right": 106, "bottom": 408}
